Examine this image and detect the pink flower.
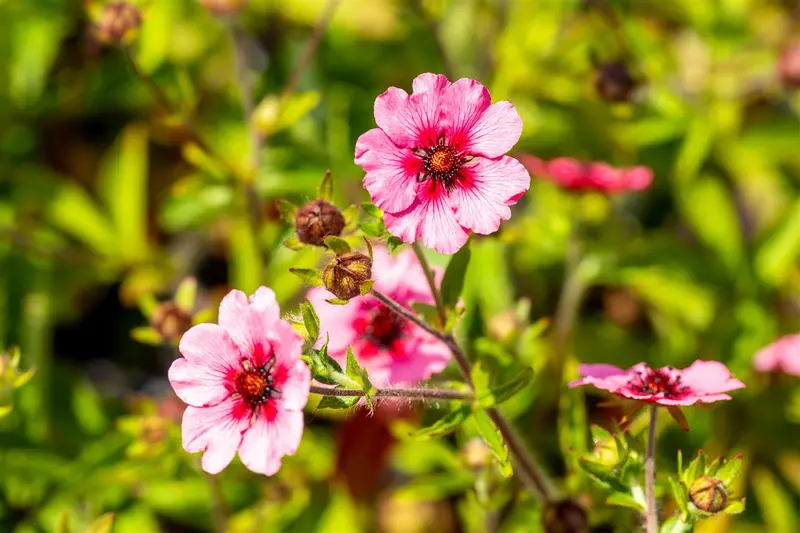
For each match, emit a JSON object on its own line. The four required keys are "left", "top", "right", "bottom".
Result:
{"left": 569, "top": 360, "right": 745, "bottom": 406}
{"left": 519, "top": 155, "right": 653, "bottom": 193}
{"left": 355, "top": 73, "right": 530, "bottom": 254}
{"left": 307, "top": 247, "right": 450, "bottom": 386}
{"left": 168, "top": 287, "right": 311, "bottom": 476}
{"left": 754, "top": 334, "right": 800, "bottom": 376}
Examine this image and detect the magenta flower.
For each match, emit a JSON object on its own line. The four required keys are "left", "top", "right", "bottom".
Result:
{"left": 569, "top": 361, "right": 745, "bottom": 406}
{"left": 754, "top": 334, "right": 800, "bottom": 376}
{"left": 355, "top": 73, "right": 530, "bottom": 254}
{"left": 168, "top": 287, "right": 310, "bottom": 476}
{"left": 520, "top": 155, "right": 653, "bottom": 194}
{"left": 307, "top": 247, "right": 450, "bottom": 385}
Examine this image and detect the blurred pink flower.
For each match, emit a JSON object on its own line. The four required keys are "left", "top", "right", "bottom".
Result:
{"left": 355, "top": 73, "right": 530, "bottom": 254}
{"left": 308, "top": 247, "right": 451, "bottom": 386}
{"left": 754, "top": 334, "right": 800, "bottom": 376}
{"left": 168, "top": 287, "right": 310, "bottom": 476}
{"left": 519, "top": 155, "right": 653, "bottom": 193}
{"left": 569, "top": 360, "right": 744, "bottom": 406}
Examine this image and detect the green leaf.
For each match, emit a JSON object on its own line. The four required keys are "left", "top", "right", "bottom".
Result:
{"left": 283, "top": 236, "right": 305, "bottom": 251}
{"left": 682, "top": 451, "right": 706, "bottom": 486}
{"left": 755, "top": 197, "right": 800, "bottom": 286}
{"left": 472, "top": 409, "right": 512, "bottom": 477}
{"left": 276, "top": 199, "right": 298, "bottom": 224}
{"left": 345, "top": 347, "right": 374, "bottom": 408}
{"left": 317, "top": 170, "right": 333, "bottom": 201}
{"left": 412, "top": 404, "right": 472, "bottom": 439}
{"left": 317, "top": 395, "right": 359, "bottom": 410}
{"left": 174, "top": 277, "right": 197, "bottom": 312}
{"left": 361, "top": 202, "right": 383, "bottom": 218}
{"left": 387, "top": 236, "right": 404, "bottom": 252}
{"left": 363, "top": 236, "right": 374, "bottom": 261}
{"left": 302, "top": 338, "right": 344, "bottom": 386}
{"left": 491, "top": 368, "right": 534, "bottom": 405}
{"left": 578, "top": 457, "right": 628, "bottom": 492}
{"left": 47, "top": 181, "right": 117, "bottom": 256}
{"left": 716, "top": 455, "right": 743, "bottom": 486}
{"left": 722, "top": 500, "right": 746, "bottom": 515}
{"left": 359, "top": 279, "right": 375, "bottom": 296}
{"left": 326, "top": 298, "right": 351, "bottom": 305}
{"left": 289, "top": 268, "right": 323, "bottom": 286}
{"left": 85, "top": 513, "right": 115, "bottom": 533}
{"left": 300, "top": 300, "right": 320, "bottom": 342}
{"left": 229, "top": 216, "right": 262, "bottom": 294}
{"left": 440, "top": 243, "right": 471, "bottom": 309}
{"left": 471, "top": 358, "right": 493, "bottom": 408}
{"left": 324, "top": 236, "right": 351, "bottom": 254}
{"left": 358, "top": 219, "right": 386, "bottom": 237}
{"left": 97, "top": 124, "right": 149, "bottom": 262}
{"left": 130, "top": 327, "right": 163, "bottom": 345}
{"left": 659, "top": 516, "right": 693, "bottom": 533}
{"left": 606, "top": 492, "right": 644, "bottom": 510}
{"left": 412, "top": 302, "right": 440, "bottom": 327}
{"left": 342, "top": 204, "right": 359, "bottom": 226}
{"left": 752, "top": 467, "right": 796, "bottom": 533}
{"left": 12, "top": 368, "right": 36, "bottom": 389}
{"left": 670, "top": 477, "right": 689, "bottom": 515}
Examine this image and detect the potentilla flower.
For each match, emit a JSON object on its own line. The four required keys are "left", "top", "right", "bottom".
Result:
{"left": 355, "top": 73, "right": 530, "bottom": 254}
{"left": 754, "top": 334, "right": 800, "bottom": 376}
{"left": 569, "top": 361, "right": 744, "bottom": 406}
{"left": 168, "top": 287, "right": 310, "bottom": 476}
{"left": 307, "top": 247, "right": 450, "bottom": 385}
{"left": 519, "top": 155, "right": 653, "bottom": 194}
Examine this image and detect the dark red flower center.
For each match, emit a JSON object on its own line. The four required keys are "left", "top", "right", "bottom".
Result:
{"left": 235, "top": 358, "right": 280, "bottom": 406}
{"left": 365, "top": 305, "right": 403, "bottom": 347}
{"left": 413, "top": 136, "right": 472, "bottom": 192}
{"left": 627, "top": 367, "right": 686, "bottom": 398}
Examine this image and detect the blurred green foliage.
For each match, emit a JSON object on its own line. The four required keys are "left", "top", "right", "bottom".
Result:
{"left": 2, "top": 0, "right": 800, "bottom": 531}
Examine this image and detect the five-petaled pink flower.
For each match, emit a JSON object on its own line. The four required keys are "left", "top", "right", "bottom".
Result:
{"left": 754, "top": 334, "right": 800, "bottom": 376}
{"left": 168, "top": 287, "right": 311, "bottom": 476}
{"left": 307, "top": 247, "right": 450, "bottom": 386}
{"left": 569, "top": 360, "right": 745, "bottom": 406}
{"left": 355, "top": 73, "right": 530, "bottom": 254}
{"left": 519, "top": 155, "right": 653, "bottom": 193}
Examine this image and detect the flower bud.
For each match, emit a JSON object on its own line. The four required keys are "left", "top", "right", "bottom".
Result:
{"left": 779, "top": 43, "right": 800, "bottom": 88}
{"left": 594, "top": 62, "right": 637, "bottom": 103}
{"left": 689, "top": 476, "right": 728, "bottom": 514}
{"left": 94, "top": 2, "right": 142, "bottom": 44}
{"left": 151, "top": 302, "right": 193, "bottom": 342}
{"left": 295, "top": 200, "right": 346, "bottom": 246}
{"left": 200, "top": 0, "right": 247, "bottom": 16}
{"left": 323, "top": 252, "right": 372, "bottom": 300}
{"left": 543, "top": 499, "right": 589, "bottom": 533}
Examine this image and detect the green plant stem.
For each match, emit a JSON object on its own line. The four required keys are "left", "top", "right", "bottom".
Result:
{"left": 204, "top": 471, "right": 228, "bottom": 533}
{"left": 310, "top": 384, "right": 473, "bottom": 401}
{"left": 645, "top": 405, "right": 659, "bottom": 533}
{"left": 411, "top": 241, "right": 447, "bottom": 325}
{"left": 371, "top": 283, "right": 557, "bottom": 502}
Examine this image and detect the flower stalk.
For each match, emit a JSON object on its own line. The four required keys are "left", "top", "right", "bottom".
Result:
{"left": 645, "top": 405, "right": 659, "bottom": 533}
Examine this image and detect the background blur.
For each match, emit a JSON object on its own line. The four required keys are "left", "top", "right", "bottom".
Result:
{"left": 2, "top": 0, "right": 800, "bottom": 531}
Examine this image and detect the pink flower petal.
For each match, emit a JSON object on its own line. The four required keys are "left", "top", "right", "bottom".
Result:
{"left": 412, "top": 72, "right": 450, "bottom": 94}
{"left": 356, "top": 128, "right": 422, "bottom": 213}
{"left": 459, "top": 101, "right": 523, "bottom": 159}
{"left": 624, "top": 166, "right": 654, "bottom": 190}
{"left": 277, "top": 360, "right": 311, "bottom": 411}
{"left": 440, "top": 78, "right": 491, "bottom": 149}
{"left": 383, "top": 182, "right": 469, "bottom": 254}
{"left": 374, "top": 74, "right": 448, "bottom": 148}
{"left": 452, "top": 156, "right": 530, "bottom": 234}
{"left": 238, "top": 409, "right": 304, "bottom": 476}
{"left": 578, "top": 363, "right": 628, "bottom": 379}
{"left": 547, "top": 157, "right": 586, "bottom": 189}
{"left": 171, "top": 324, "right": 241, "bottom": 407}
{"left": 218, "top": 287, "right": 280, "bottom": 358}
{"left": 307, "top": 286, "right": 359, "bottom": 354}
{"left": 372, "top": 246, "right": 439, "bottom": 305}
{"left": 754, "top": 334, "right": 800, "bottom": 376}
{"left": 181, "top": 398, "right": 249, "bottom": 474}
{"left": 679, "top": 360, "right": 746, "bottom": 394}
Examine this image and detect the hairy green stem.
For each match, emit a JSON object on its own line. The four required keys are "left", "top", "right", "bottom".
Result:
{"left": 411, "top": 242, "right": 447, "bottom": 326}
{"left": 310, "top": 384, "right": 472, "bottom": 401}
{"left": 645, "top": 406, "right": 659, "bottom": 533}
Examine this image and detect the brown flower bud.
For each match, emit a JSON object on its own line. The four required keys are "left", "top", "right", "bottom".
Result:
{"left": 200, "top": 0, "right": 247, "bottom": 15}
{"left": 94, "top": 2, "right": 142, "bottom": 44}
{"left": 151, "top": 302, "right": 193, "bottom": 342}
{"left": 543, "top": 499, "right": 588, "bottom": 533}
{"left": 779, "top": 43, "right": 800, "bottom": 88}
{"left": 689, "top": 476, "right": 728, "bottom": 514}
{"left": 595, "top": 62, "right": 637, "bottom": 103}
{"left": 323, "top": 252, "right": 372, "bottom": 300}
{"left": 295, "top": 200, "right": 346, "bottom": 246}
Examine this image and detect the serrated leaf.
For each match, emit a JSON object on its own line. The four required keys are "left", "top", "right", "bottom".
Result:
{"left": 412, "top": 404, "right": 472, "bottom": 439}
{"left": 300, "top": 300, "right": 320, "bottom": 342}
{"left": 86, "top": 513, "right": 115, "bottom": 533}
{"left": 578, "top": 457, "right": 628, "bottom": 492}
{"left": 324, "top": 236, "right": 351, "bottom": 254}
{"left": 473, "top": 409, "right": 512, "bottom": 477}
{"left": 606, "top": 492, "right": 645, "bottom": 510}
{"left": 440, "top": 242, "right": 471, "bottom": 309}
{"left": 283, "top": 236, "right": 305, "bottom": 250}
{"left": 289, "top": 268, "right": 322, "bottom": 286}
{"left": 387, "top": 236, "right": 404, "bottom": 252}
{"left": 716, "top": 455, "right": 743, "bottom": 486}
{"left": 174, "top": 277, "right": 197, "bottom": 312}
{"left": 317, "top": 170, "right": 333, "bottom": 201}
{"left": 682, "top": 452, "right": 706, "bottom": 486}
{"left": 130, "top": 327, "right": 163, "bottom": 345}
{"left": 360, "top": 279, "right": 375, "bottom": 296}
{"left": 346, "top": 347, "right": 374, "bottom": 408}
{"left": 276, "top": 199, "right": 298, "bottom": 224}
{"left": 361, "top": 202, "right": 383, "bottom": 218}
{"left": 670, "top": 477, "right": 690, "bottom": 515}
{"left": 667, "top": 406, "right": 690, "bottom": 432}
{"left": 317, "top": 395, "right": 359, "bottom": 410}
{"left": 302, "top": 337, "right": 344, "bottom": 385}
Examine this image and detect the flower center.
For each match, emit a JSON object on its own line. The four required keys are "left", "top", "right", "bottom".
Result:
{"left": 235, "top": 358, "right": 280, "bottom": 406}
{"left": 413, "top": 136, "right": 471, "bottom": 192}
{"left": 628, "top": 367, "right": 685, "bottom": 398}
{"left": 366, "top": 305, "right": 403, "bottom": 347}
